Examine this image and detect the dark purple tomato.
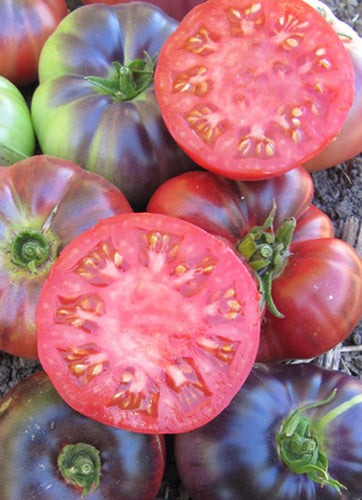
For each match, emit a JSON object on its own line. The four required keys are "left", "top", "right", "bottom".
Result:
{"left": 0, "top": 370, "right": 166, "bottom": 499}
{"left": 175, "top": 363, "right": 362, "bottom": 500}
{"left": 31, "top": 3, "right": 197, "bottom": 210}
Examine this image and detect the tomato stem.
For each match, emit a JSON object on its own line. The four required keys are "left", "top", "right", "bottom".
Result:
{"left": 236, "top": 201, "right": 296, "bottom": 318}
{"left": 85, "top": 52, "right": 157, "bottom": 101}
{"left": 57, "top": 443, "right": 101, "bottom": 498}
{"left": 9, "top": 228, "right": 59, "bottom": 274}
{"left": 276, "top": 388, "right": 362, "bottom": 493}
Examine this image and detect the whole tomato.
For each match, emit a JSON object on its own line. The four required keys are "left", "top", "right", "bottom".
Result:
{"left": 0, "top": 155, "right": 132, "bottom": 359}
{"left": 0, "top": 370, "right": 166, "bottom": 499}
{"left": 0, "top": 0, "right": 68, "bottom": 85}
{"left": 0, "top": 76, "right": 35, "bottom": 165}
{"left": 175, "top": 363, "right": 362, "bottom": 500}
{"left": 80, "top": 0, "right": 206, "bottom": 20}
{"left": 31, "top": 2, "right": 197, "bottom": 210}
{"left": 147, "top": 168, "right": 362, "bottom": 361}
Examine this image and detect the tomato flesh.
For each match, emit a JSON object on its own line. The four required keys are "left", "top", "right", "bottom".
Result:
{"left": 155, "top": 0, "right": 355, "bottom": 179}
{"left": 36, "top": 213, "right": 260, "bottom": 434}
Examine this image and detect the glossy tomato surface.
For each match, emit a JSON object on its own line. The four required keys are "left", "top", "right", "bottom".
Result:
{"left": 0, "top": 370, "right": 166, "bottom": 499}
{"left": 175, "top": 363, "right": 362, "bottom": 500}
{"left": 80, "top": 0, "right": 206, "bottom": 20}
{"left": 0, "top": 76, "right": 35, "bottom": 165}
{"left": 155, "top": 0, "right": 355, "bottom": 180}
{"left": 147, "top": 169, "right": 362, "bottom": 361}
{"left": 31, "top": 2, "right": 197, "bottom": 210}
{"left": 0, "top": 155, "right": 132, "bottom": 359}
{"left": 302, "top": 0, "right": 362, "bottom": 171}
{"left": 0, "top": 0, "right": 68, "bottom": 85}
{"left": 36, "top": 212, "right": 261, "bottom": 434}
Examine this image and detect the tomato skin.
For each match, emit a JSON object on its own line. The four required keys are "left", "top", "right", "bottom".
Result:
{"left": 80, "top": 0, "right": 205, "bottom": 20}
{"left": 175, "top": 363, "right": 362, "bottom": 500}
{"left": 147, "top": 169, "right": 362, "bottom": 361}
{"left": 154, "top": 0, "right": 355, "bottom": 180}
{"left": 302, "top": 0, "right": 362, "bottom": 172}
{"left": 0, "top": 155, "right": 132, "bottom": 359}
{"left": 147, "top": 168, "right": 314, "bottom": 244}
{"left": 0, "top": 0, "right": 68, "bottom": 85}
{"left": 31, "top": 2, "right": 197, "bottom": 210}
{"left": 0, "top": 370, "right": 166, "bottom": 499}
{"left": 36, "top": 212, "right": 261, "bottom": 434}
{"left": 0, "top": 76, "right": 35, "bottom": 165}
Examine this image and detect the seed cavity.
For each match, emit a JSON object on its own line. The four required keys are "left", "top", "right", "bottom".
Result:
{"left": 185, "top": 27, "right": 219, "bottom": 55}
{"left": 172, "top": 66, "right": 212, "bottom": 96}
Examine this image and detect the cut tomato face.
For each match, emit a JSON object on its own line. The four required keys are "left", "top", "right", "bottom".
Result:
{"left": 36, "top": 213, "right": 261, "bottom": 434}
{"left": 155, "top": 0, "right": 355, "bottom": 179}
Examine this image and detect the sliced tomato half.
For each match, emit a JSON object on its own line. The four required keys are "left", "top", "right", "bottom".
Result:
{"left": 36, "top": 213, "right": 261, "bottom": 434}
{"left": 155, "top": 0, "right": 355, "bottom": 179}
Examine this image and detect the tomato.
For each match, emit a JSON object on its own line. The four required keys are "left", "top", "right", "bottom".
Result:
{"left": 147, "top": 169, "right": 362, "bottom": 361}
{"left": 0, "top": 0, "right": 68, "bottom": 85}
{"left": 0, "top": 155, "right": 132, "bottom": 360}
{"left": 154, "top": 0, "right": 355, "bottom": 180}
{"left": 80, "top": 0, "right": 206, "bottom": 21}
{"left": 0, "top": 370, "right": 166, "bottom": 499}
{"left": 36, "top": 212, "right": 261, "bottom": 434}
{"left": 302, "top": 0, "right": 362, "bottom": 172}
{"left": 31, "top": 2, "right": 197, "bottom": 210}
{"left": 175, "top": 363, "right": 362, "bottom": 500}
{"left": 0, "top": 76, "right": 35, "bottom": 165}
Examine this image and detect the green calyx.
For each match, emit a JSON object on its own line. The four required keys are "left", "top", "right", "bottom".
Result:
{"left": 277, "top": 389, "right": 362, "bottom": 493}
{"left": 236, "top": 201, "right": 296, "bottom": 317}
{"left": 58, "top": 443, "right": 102, "bottom": 498}
{"left": 10, "top": 228, "right": 58, "bottom": 274}
{"left": 85, "top": 52, "right": 157, "bottom": 101}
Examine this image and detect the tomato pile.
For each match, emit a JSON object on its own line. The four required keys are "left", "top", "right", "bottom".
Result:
{"left": 0, "top": 0, "right": 362, "bottom": 499}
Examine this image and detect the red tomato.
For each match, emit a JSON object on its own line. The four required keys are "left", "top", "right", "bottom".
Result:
{"left": 147, "top": 169, "right": 362, "bottom": 361}
{"left": 80, "top": 0, "right": 205, "bottom": 21}
{"left": 0, "top": 0, "right": 68, "bottom": 85}
{"left": 154, "top": 0, "right": 355, "bottom": 180}
{"left": 36, "top": 212, "right": 261, "bottom": 434}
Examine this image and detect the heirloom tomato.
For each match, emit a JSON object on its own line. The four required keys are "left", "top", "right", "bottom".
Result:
{"left": 147, "top": 168, "right": 362, "bottom": 361}
{"left": 31, "top": 2, "right": 196, "bottom": 210}
{"left": 0, "top": 76, "right": 35, "bottom": 165}
{"left": 36, "top": 212, "right": 261, "bottom": 434}
{"left": 0, "top": 155, "right": 132, "bottom": 360}
{"left": 0, "top": 370, "right": 166, "bottom": 499}
{"left": 154, "top": 0, "right": 355, "bottom": 180}
{"left": 80, "top": 0, "right": 205, "bottom": 21}
{"left": 175, "top": 363, "right": 362, "bottom": 500}
{"left": 302, "top": 0, "right": 362, "bottom": 172}
{"left": 0, "top": 0, "right": 68, "bottom": 85}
